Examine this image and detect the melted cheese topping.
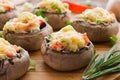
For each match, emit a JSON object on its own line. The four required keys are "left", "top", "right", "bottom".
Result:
{"left": 0, "top": 0, "right": 14, "bottom": 12}
{"left": 3, "top": 12, "right": 43, "bottom": 33}
{"left": 37, "top": 0, "right": 70, "bottom": 13}
{"left": 0, "top": 38, "right": 17, "bottom": 57}
{"left": 77, "top": 7, "right": 115, "bottom": 23}
{"left": 49, "top": 25, "right": 87, "bottom": 52}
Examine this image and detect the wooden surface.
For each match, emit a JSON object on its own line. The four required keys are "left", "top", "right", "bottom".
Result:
{"left": 18, "top": 38, "right": 120, "bottom": 80}
{"left": 11, "top": 0, "right": 120, "bottom": 80}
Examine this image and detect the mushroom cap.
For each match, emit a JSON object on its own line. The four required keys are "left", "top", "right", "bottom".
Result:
{"left": 72, "top": 20, "right": 119, "bottom": 42}
{"left": 41, "top": 40, "right": 94, "bottom": 71}
{"left": 0, "top": 9, "right": 18, "bottom": 30}
{"left": 0, "top": 47, "right": 29, "bottom": 80}
{"left": 4, "top": 23, "right": 53, "bottom": 51}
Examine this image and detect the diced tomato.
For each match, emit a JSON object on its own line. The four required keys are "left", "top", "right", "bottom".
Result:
{"left": 24, "top": 22, "right": 34, "bottom": 31}
{"left": 109, "top": 10, "right": 114, "bottom": 14}
{"left": 13, "top": 45, "right": 19, "bottom": 53}
{"left": 62, "top": 0, "right": 92, "bottom": 13}
{"left": 52, "top": 41, "right": 63, "bottom": 51}
{"left": 39, "top": 19, "right": 44, "bottom": 25}
{"left": 5, "top": 5, "right": 12, "bottom": 11}
{"left": 82, "top": 33, "right": 90, "bottom": 44}
{"left": 6, "top": 52, "right": 14, "bottom": 58}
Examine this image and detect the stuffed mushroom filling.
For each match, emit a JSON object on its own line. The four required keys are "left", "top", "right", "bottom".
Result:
{"left": 76, "top": 7, "right": 115, "bottom": 25}
{"left": 0, "top": 38, "right": 20, "bottom": 59}
{"left": 0, "top": 38, "right": 21, "bottom": 72}
{"left": 3, "top": 12, "right": 46, "bottom": 33}
{"left": 36, "top": 0, "right": 70, "bottom": 14}
{"left": 45, "top": 25, "right": 90, "bottom": 52}
{"left": 0, "top": 0, "right": 14, "bottom": 13}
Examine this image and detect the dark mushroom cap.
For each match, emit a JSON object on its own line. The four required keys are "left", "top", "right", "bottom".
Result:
{"left": 44, "top": 12, "right": 70, "bottom": 31}
{"left": 72, "top": 20, "right": 119, "bottom": 42}
{"left": 0, "top": 47, "right": 29, "bottom": 80}
{"left": 41, "top": 40, "right": 94, "bottom": 71}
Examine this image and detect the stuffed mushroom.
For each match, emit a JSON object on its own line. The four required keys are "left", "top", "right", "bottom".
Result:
{"left": 3, "top": 12, "right": 53, "bottom": 51}
{"left": 0, "top": 0, "right": 18, "bottom": 30}
{"left": 41, "top": 25, "right": 94, "bottom": 71}
{"left": 106, "top": 0, "right": 120, "bottom": 22}
{"left": 0, "top": 38, "right": 29, "bottom": 80}
{"left": 35, "top": 0, "right": 71, "bottom": 31}
{"left": 72, "top": 7, "right": 119, "bottom": 42}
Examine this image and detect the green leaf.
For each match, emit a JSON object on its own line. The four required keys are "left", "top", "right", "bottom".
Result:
{"left": 65, "top": 21, "right": 73, "bottom": 26}
{"left": 36, "top": 9, "right": 46, "bottom": 17}
{"left": 110, "top": 35, "right": 117, "bottom": 46}
{"left": 28, "top": 59, "right": 36, "bottom": 71}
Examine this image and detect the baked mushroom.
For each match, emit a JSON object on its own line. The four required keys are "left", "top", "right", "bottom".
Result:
{"left": 41, "top": 25, "right": 94, "bottom": 71}
{"left": 3, "top": 12, "right": 53, "bottom": 51}
{"left": 72, "top": 7, "right": 119, "bottom": 42}
{"left": 0, "top": 0, "right": 18, "bottom": 30}
{"left": 0, "top": 38, "right": 29, "bottom": 80}
{"left": 35, "top": 0, "right": 71, "bottom": 31}
{"left": 106, "top": 0, "right": 120, "bottom": 22}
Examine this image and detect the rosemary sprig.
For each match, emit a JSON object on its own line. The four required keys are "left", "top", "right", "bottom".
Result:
{"left": 82, "top": 44, "right": 120, "bottom": 80}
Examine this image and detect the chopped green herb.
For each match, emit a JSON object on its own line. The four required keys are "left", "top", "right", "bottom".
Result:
{"left": 28, "top": 59, "right": 36, "bottom": 71}
{"left": 23, "top": 2, "right": 33, "bottom": 9}
{"left": 0, "top": 54, "right": 6, "bottom": 59}
{"left": 60, "top": 39, "right": 65, "bottom": 43}
{"left": 82, "top": 44, "right": 120, "bottom": 80}
{"left": 0, "top": 6, "right": 5, "bottom": 13}
{"left": 110, "top": 35, "right": 117, "bottom": 46}
{"left": 86, "top": 0, "right": 91, "bottom": 6}
{"left": 51, "top": 2, "right": 62, "bottom": 13}
{"left": 65, "top": 21, "right": 73, "bottom": 26}
{"left": 35, "top": 9, "right": 46, "bottom": 17}
{"left": 0, "top": 31, "right": 5, "bottom": 39}
{"left": 96, "top": 19, "right": 103, "bottom": 24}
{"left": 57, "top": 8, "right": 62, "bottom": 13}
{"left": 51, "top": 2, "right": 58, "bottom": 9}
{"left": 44, "top": 17, "right": 48, "bottom": 21}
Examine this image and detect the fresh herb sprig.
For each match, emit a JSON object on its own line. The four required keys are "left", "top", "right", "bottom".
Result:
{"left": 82, "top": 44, "right": 120, "bottom": 80}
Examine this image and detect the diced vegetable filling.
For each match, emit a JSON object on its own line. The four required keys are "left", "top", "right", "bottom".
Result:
{"left": 0, "top": 38, "right": 19, "bottom": 59}
{"left": 47, "top": 25, "right": 90, "bottom": 52}
{"left": 37, "top": 0, "right": 70, "bottom": 13}
{"left": 0, "top": 0, "right": 14, "bottom": 13}
{"left": 77, "top": 7, "right": 115, "bottom": 23}
{"left": 3, "top": 12, "right": 45, "bottom": 33}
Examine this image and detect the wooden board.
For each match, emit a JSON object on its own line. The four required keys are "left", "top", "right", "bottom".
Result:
{"left": 11, "top": 0, "right": 120, "bottom": 80}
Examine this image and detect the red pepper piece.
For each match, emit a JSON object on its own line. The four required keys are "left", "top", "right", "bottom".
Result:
{"left": 62, "top": 0, "right": 92, "bottom": 13}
